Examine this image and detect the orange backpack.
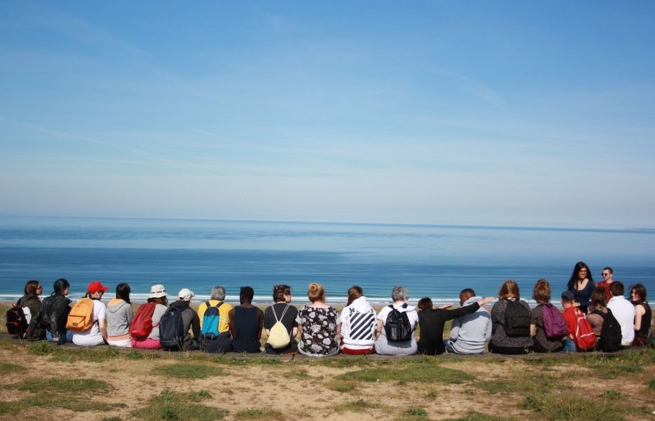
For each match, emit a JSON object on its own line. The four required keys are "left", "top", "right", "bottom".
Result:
{"left": 66, "top": 298, "right": 96, "bottom": 332}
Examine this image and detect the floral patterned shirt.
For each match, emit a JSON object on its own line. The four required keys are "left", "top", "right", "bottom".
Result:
{"left": 296, "top": 305, "right": 339, "bottom": 357}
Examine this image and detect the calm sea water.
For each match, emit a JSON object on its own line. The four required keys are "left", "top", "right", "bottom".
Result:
{"left": 0, "top": 216, "right": 654, "bottom": 305}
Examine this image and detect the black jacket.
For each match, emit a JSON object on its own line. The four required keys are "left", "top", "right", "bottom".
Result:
{"left": 28, "top": 294, "right": 71, "bottom": 341}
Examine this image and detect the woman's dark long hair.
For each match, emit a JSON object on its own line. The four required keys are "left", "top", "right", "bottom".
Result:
{"left": 52, "top": 278, "right": 70, "bottom": 296}
{"left": 567, "top": 261, "right": 594, "bottom": 290}
{"left": 116, "top": 283, "right": 131, "bottom": 304}
{"left": 24, "top": 280, "right": 40, "bottom": 298}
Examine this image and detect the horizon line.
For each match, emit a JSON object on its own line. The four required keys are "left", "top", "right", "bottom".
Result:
{"left": 0, "top": 213, "right": 654, "bottom": 234}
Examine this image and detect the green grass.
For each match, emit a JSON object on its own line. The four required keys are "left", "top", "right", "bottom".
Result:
{"left": 0, "top": 378, "right": 116, "bottom": 415}
{"left": 0, "top": 362, "right": 23, "bottom": 374}
{"left": 26, "top": 341, "right": 55, "bottom": 355}
{"left": 336, "top": 398, "right": 382, "bottom": 412}
{"left": 151, "top": 363, "right": 223, "bottom": 379}
{"left": 337, "top": 364, "right": 474, "bottom": 385}
{"left": 326, "top": 379, "right": 357, "bottom": 392}
{"left": 521, "top": 392, "right": 635, "bottom": 420}
{"left": 234, "top": 408, "right": 285, "bottom": 420}
{"left": 443, "top": 413, "right": 520, "bottom": 421}
{"left": 132, "top": 389, "right": 229, "bottom": 421}
{"left": 10, "top": 378, "right": 111, "bottom": 394}
{"left": 649, "top": 378, "right": 655, "bottom": 390}
{"left": 319, "top": 356, "right": 372, "bottom": 368}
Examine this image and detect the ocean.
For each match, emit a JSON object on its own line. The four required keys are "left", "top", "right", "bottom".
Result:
{"left": 1, "top": 216, "right": 654, "bottom": 306}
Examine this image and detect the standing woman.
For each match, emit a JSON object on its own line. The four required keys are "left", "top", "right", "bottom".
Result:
{"left": 28, "top": 278, "right": 73, "bottom": 343}
{"left": 296, "top": 283, "right": 339, "bottom": 357}
{"left": 106, "top": 283, "right": 134, "bottom": 348}
{"left": 488, "top": 280, "right": 533, "bottom": 354}
{"left": 337, "top": 286, "right": 377, "bottom": 355}
{"left": 531, "top": 279, "right": 564, "bottom": 353}
{"left": 567, "top": 261, "right": 595, "bottom": 313}
{"left": 630, "top": 283, "right": 651, "bottom": 347}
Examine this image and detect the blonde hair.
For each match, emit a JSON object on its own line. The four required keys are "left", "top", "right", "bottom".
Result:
{"left": 499, "top": 280, "right": 520, "bottom": 300}
{"left": 308, "top": 283, "right": 325, "bottom": 303}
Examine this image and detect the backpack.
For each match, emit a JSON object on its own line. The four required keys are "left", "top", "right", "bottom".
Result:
{"left": 571, "top": 308, "right": 596, "bottom": 351}
{"left": 129, "top": 302, "right": 157, "bottom": 341}
{"left": 267, "top": 304, "right": 291, "bottom": 349}
{"left": 159, "top": 303, "right": 187, "bottom": 350}
{"left": 384, "top": 305, "right": 413, "bottom": 342}
{"left": 593, "top": 308, "right": 622, "bottom": 352}
{"left": 66, "top": 298, "right": 96, "bottom": 332}
{"left": 503, "top": 299, "right": 531, "bottom": 337}
{"left": 6, "top": 300, "right": 28, "bottom": 336}
{"left": 199, "top": 301, "right": 224, "bottom": 340}
{"left": 542, "top": 304, "right": 569, "bottom": 339}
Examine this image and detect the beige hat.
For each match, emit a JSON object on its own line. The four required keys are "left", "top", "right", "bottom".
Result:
{"left": 149, "top": 284, "right": 167, "bottom": 298}
{"left": 178, "top": 288, "right": 194, "bottom": 302}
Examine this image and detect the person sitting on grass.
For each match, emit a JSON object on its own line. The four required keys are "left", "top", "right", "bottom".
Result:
{"left": 296, "top": 283, "right": 340, "bottom": 357}
{"left": 560, "top": 290, "right": 582, "bottom": 352}
{"left": 165, "top": 288, "right": 201, "bottom": 351}
{"left": 229, "top": 286, "right": 264, "bottom": 353}
{"left": 530, "top": 279, "right": 563, "bottom": 353}
{"left": 264, "top": 284, "right": 298, "bottom": 355}
{"left": 106, "top": 283, "right": 134, "bottom": 348}
{"left": 629, "top": 283, "right": 651, "bottom": 347}
{"left": 337, "top": 286, "right": 377, "bottom": 355}
{"left": 132, "top": 284, "right": 168, "bottom": 349}
{"left": 607, "top": 281, "right": 635, "bottom": 347}
{"left": 198, "top": 285, "right": 234, "bottom": 353}
{"left": 72, "top": 281, "right": 109, "bottom": 347}
{"left": 28, "top": 278, "right": 73, "bottom": 344}
{"left": 375, "top": 286, "right": 419, "bottom": 356}
{"left": 489, "top": 280, "right": 533, "bottom": 355}
{"left": 444, "top": 288, "right": 493, "bottom": 355}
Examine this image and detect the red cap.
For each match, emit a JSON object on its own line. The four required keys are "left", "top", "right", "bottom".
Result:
{"left": 88, "top": 281, "right": 109, "bottom": 294}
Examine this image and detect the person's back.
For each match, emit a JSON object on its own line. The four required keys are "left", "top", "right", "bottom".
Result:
{"left": 232, "top": 306, "right": 263, "bottom": 352}
{"left": 229, "top": 286, "right": 263, "bottom": 353}
{"left": 72, "top": 281, "right": 109, "bottom": 347}
{"left": 198, "top": 299, "right": 233, "bottom": 334}
{"left": 447, "top": 296, "right": 492, "bottom": 354}
{"left": 606, "top": 282, "right": 636, "bottom": 346}
{"left": 106, "top": 298, "right": 133, "bottom": 347}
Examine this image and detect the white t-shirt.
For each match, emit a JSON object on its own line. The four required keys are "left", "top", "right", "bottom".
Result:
{"left": 72, "top": 299, "right": 106, "bottom": 346}
{"left": 377, "top": 303, "right": 419, "bottom": 336}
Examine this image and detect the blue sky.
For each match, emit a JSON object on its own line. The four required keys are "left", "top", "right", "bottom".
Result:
{"left": 1, "top": 1, "right": 654, "bottom": 228}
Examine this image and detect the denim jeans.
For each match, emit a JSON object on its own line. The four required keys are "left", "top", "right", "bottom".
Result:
{"left": 46, "top": 330, "right": 73, "bottom": 344}
{"left": 562, "top": 337, "right": 577, "bottom": 352}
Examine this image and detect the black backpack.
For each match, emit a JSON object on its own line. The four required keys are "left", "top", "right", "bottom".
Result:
{"left": 6, "top": 300, "right": 28, "bottom": 337}
{"left": 159, "top": 303, "right": 188, "bottom": 350}
{"left": 504, "top": 299, "right": 531, "bottom": 337}
{"left": 593, "top": 308, "right": 622, "bottom": 352}
{"left": 384, "top": 305, "right": 413, "bottom": 342}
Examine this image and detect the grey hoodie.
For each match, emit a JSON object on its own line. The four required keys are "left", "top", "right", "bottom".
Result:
{"left": 106, "top": 299, "right": 134, "bottom": 337}
{"left": 449, "top": 296, "right": 492, "bottom": 354}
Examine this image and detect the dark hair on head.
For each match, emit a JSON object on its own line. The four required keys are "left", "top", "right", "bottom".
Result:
{"left": 347, "top": 286, "right": 363, "bottom": 306}
{"left": 610, "top": 281, "right": 624, "bottom": 297}
{"left": 591, "top": 287, "right": 607, "bottom": 308}
{"left": 499, "top": 280, "right": 520, "bottom": 300}
{"left": 417, "top": 297, "right": 433, "bottom": 311}
{"left": 24, "top": 280, "right": 41, "bottom": 297}
{"left": 533, "top": 279, "right": 552, "bottom": 304}
{"left": 308, "top": 283, "right": 325, "bottom": 303}
{"left": 273, "top": 284, "right": 291, "bottom": 303}
{"left": 148, "top": 296, "right": 168, "bottom": 306}
{"left": 240, "top": 286, "right": 255, "bottom": 302}
{"left": 52, "top": 278, "right": 70, "bottom": 296}
{"left": 630, "top": 283, "right": 647, "bottom": 303}
{"left": 603, "top": 267, "right": 613, "bottom": 274}
{"left": 567, "top": 261, "right": 594, "bottom": 290}
{"left": 116, "top": 283, "right": 131, "bottom": 304}
{"left": 460, "top": 288, "right": 475, "bottom": 298}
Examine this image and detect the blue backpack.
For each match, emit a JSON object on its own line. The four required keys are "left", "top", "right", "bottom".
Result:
{"left": 200, "top": 301, "right": 224, "bottom": 340}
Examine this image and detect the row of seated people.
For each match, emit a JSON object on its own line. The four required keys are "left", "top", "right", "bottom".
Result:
{"left": 15, "top": 278, "right": 652, "bottom": 355}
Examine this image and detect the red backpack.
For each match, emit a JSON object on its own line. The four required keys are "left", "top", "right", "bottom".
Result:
{"left": 572, "top": 308, "right": 596, "bottom": 351}
{"left": 129, "top": 303, "right": 157, "bottom": 340}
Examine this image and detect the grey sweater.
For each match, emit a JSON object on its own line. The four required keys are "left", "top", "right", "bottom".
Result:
{"left": 449, "top": 296, "right": 493, "bottom": 354}
{"left": 106, "top": 299, "right": 134, "bottom": 337}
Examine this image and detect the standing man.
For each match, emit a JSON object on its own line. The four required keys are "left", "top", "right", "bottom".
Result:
{"left": 596, "top": 267, "right": 615, "bottom": 302}
{"left": 445, "top": 288, "right": 493, "bottom": 355}
{"left": 606, "top": 282, "right": 635, "bottom": 347}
